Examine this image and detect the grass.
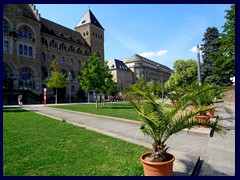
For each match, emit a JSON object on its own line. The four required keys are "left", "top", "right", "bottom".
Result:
{"left": 3, "top": 108, "right": 149, "bottom": 176}
{"left": 50, "top": 102, "right": 173, "bottom": 121}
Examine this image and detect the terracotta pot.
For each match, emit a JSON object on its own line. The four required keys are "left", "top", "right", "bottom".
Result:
{"left": 140, "top": 152, "right": 175, "bottom": 176}
{"left": 174, "top": 101, "right": 180, "bottom": 106}
{"left": 196, "top": 115, "right": 210, "bottom": 125}
{"left": 206, "top": 110, "right": 214, "bottom": 117}
{"left": 190, "top": 105, "right": 197, "bottom": 111}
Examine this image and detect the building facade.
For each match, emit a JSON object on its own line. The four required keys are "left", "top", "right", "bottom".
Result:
{"left": 107, "top": 59, "right": 133, "bottom": 91}
{"left": 107, "top": 54, "right": 172, "bottom": 92}
{"left": 3, "top": 4, "right": 104, "bottom": 104}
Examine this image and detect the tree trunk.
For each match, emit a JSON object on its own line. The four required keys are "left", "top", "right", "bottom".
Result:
{"left": 95, "top": 93, "right": 98, "bottom": 109}
{"left": 55, "top": 88, "right": 58, "bottom": 104}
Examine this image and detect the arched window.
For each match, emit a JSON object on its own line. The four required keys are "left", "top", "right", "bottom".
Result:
{"left": 19, "top": 67, "right": 34, "bottom": 90}
{"left": 41, "top": 66, "right": 48, "bottom": 80}
{"left": 3, "top": 20, "right": 9, "bottom": 35}
{"left": 40, "top": 52, "right": 45, "bottom": 61}
{"left": 51, "top": 54, "right": 56, "bottom": 61}
{"left": 70, "top": 59, "right": 73, "bottom": 66}
{"left": 78, "top": 60, "right": 81, "bottom": 67}
{"left": 3, "top": 41, "right": 9, "bottom": 52}
{"left": 28, "top": 47, "right": 32, "bottom": 56}
{"left": 18, "top": 26, "right": 34, "bottom": 42}
{"left": 19, "top": 44, "right": 23, "bottom": 55}
{"left": 61, "top": 57, "right": 65, "bottom": 65}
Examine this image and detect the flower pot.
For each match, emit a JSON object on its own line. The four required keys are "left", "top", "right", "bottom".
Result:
{"left": 196, "top": 115, "right": 210, "bottom": 125}
{"left": 190, "top": 105, "right": 197, "bottom": 111}
{"left": 206, "top": 109, "right": 214, "bottom": 117}
{"left": 140, "top": 152, "right": 175, "bottom": 176}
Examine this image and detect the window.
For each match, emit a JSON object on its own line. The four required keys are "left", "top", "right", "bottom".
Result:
{"left": 40, "top": 52, "right": 45, "bottom": 61}
{"left": 18, "top": 26, "right": 34, "bottom": 41}
{"left": 3, "top": 20, "right": 9, "bottom": 35}
{"left": 61, "top": 57, "right": 65, "bottom": 65}
{"left": 19, "top": 44, "right": 23, "bottom": 55}
{"left": 51, "top": 54, "right": 55, "bottom": 61}
{"left": 3, "top": 41, "right": 9, "bottom": 52}
{"left": 70, "top": 59, "right": 73, "bottom": 66}
{"left": 29, "top": 47, "right": 32, "bottom": 56}
{"left": 78, "top": 60, "right": 81, "bottom": 67}
{"left": 71, "top": 85, "right": 74, "bottom": 92}
{"left": 24, "top": 45, "right": 28, "bottom": 55}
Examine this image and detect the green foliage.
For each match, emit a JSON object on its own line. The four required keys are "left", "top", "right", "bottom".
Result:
{"left": 164, "top": 59, "right": 198, "bottom": 91}
{"left": 127, "top": 81, "right": 227, "bottom": 162}
{"left": 200, "top": 27, "right": 220, "bottom": 83}
{"left": 46, "top": 60, "right": 69, "bottom": 89}
{"left": 201, "top": 5, "right": 235, "bottom": 86}
{"left": 78, "top": 53, "right": 118, "bottom": 108}
{"left": 46, "top": 60, "right": 69, "bottom": 104}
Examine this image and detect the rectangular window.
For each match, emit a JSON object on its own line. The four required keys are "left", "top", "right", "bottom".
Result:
{"left": 19, "top": 44, "right": 23, "bottom": 55}
{"left": 3, "top": 41, "right": 9, "bottom": 52}
{"left": 24, "top": 45, "right": 27, "bottom": 55}
{"left": 29, "top": 47, "right": 32, "bottom": 56}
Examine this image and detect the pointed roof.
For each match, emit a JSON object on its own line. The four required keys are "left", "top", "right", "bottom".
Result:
{"left": 75, "top": 9, "right": 104, "bottom": 30}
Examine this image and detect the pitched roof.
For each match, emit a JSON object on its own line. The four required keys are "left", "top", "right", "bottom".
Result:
{"left": 107, "top": 59, "right": 129, "bottom": 71}
{"left": 75, "top": 9, "right": 104, "bottom": 30}
{"left": 17, "top": 4, "right": 40, "bottom": 21}
{"left": 41, "top": 18, "right": 89, "bottom": 46}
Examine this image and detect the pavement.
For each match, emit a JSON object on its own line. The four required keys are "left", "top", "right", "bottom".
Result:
{"left": 3, "top": 102, "right": 235, "bottom": 176}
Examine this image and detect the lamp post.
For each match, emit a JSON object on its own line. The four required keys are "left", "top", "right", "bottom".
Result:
{"left": 68, "top": 71, "right": 71, "bottom": 103}
{"left": 161, "top": 77, "right": 164, "bottom": 103}
{"left": 197, "top": 44, "right": 201, "bottom": 87}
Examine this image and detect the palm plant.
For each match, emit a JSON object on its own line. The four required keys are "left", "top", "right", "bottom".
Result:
{"left": 128, "top": 82, "right": 226, "bottom": 162}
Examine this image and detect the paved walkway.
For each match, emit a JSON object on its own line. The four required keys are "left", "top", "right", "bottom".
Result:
{"left": 5, "top": 103, "right": 235, "bottom": 176}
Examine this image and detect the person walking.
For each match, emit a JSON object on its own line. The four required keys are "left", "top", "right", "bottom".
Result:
{"left": 18, "top": 95, "right": 23, "bottom": 106}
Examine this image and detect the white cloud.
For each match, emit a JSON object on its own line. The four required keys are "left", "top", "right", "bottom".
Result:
{"left": 139, "top": 50, "right": 168, "bottom": 59}
{"left": 189, "top": 45, "right": 203, "bottom": 54}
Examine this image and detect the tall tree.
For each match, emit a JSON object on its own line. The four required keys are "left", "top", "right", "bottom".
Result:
{"left": 212, "top": 4, "right": 235, "bottom": 85}
{"left": 46, "top": 60, "right": 69, "bottom": 104}
{"left": 200, "top": 27, "right": 220, "bottom": 83}
{"left": 164, "top": 59, "right": 198, "bottom": 91}
{"left": 78, "top": 53, "right": 115, "bottom": 108}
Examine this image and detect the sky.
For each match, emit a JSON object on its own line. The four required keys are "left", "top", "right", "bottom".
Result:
{"left": 35, "top": 4, "right": 231, "bottom": 69}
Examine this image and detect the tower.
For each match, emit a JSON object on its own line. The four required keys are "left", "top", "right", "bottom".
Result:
{"left": 75, "top": 9, "right": 104, "bottom": 63}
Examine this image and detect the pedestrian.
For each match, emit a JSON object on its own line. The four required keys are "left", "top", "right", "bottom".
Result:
{"left": 18, "top": 95, "right": 23, "bottom": 106}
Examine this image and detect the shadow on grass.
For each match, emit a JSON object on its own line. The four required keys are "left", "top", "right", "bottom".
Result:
{"left": 100, "top": 106, "right": 134, "bottom": 110}
{"left": 3, "top": 107, "right": 29, "bottom": 113}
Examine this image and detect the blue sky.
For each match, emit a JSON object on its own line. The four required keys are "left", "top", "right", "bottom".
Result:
{"left": 36, "top": 4, "right": 231, "bottom": 69}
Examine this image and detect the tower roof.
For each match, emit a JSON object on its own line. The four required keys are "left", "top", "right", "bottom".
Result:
{"left": 75, "top": 9, "right": 104, "bottom": 30}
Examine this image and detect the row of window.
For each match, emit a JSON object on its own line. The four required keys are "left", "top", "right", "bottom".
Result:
{"left": 4, "top": 20, "right": 35, "bottom": 42}
{"left": 3, "top": 41, "right": 33, "bottom": 57}
{"left": 41, "top": 37, "right": 90, "bottom": 55}
{"left": 40, "top": 52, "right": 82, "bottom": 67}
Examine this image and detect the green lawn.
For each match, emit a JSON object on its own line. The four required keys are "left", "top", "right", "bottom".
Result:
{"left": 50, "top": 102, "right": 173, "bottom": 121}
{"left": 3, "top": 108, "right": 149, "bottom": 176}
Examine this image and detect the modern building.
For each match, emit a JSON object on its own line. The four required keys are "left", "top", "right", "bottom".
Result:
{"left": 107, "top": 59, "right": 133, "bottom": 91}
{"left": 3, "top": 4, "right": 104, "bottom": 104}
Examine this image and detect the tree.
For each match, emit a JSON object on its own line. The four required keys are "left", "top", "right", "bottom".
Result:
{"left": 209, "top": 5, "right": 235, "bottom": 85}
{"left": 46, "top": 60, "right": 69, "bottom": 104}
{"left": 78, "top": 53, "right": 116, "bottom": 108}
{"left": 164, "top": 59, "right": 198, "bottom": 91}
{"left": 200, "top": 27, "right": 220, "bottom": 83}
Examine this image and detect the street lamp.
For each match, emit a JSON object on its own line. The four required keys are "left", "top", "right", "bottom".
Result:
{"left": 68, "top": 71, "right": 71, "bottom": 103}
{"left": 197, "top": 44, "right": 202, "bottom": 87}
{"left": 161, "top": 77, "right": 164, "bottom": 103}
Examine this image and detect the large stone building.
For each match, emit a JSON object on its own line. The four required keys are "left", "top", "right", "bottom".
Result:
{"left": 3, "top": 4, "right": 104, "bottom": 104}
{"left": 107, "top": 59, "right": 133, "bottom": 91}
{"left": 108, "top": 54, "right": 172, "bottom": 92}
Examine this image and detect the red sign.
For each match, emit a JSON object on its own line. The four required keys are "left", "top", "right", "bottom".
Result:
{"left": 44, "top": 88, "right": 46, "bottom": 105}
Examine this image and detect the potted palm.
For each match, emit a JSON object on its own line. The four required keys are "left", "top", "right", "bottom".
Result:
{"left": 167, "top": 88, "right": 184, "bottom": 106}
{"left": 186, "top": 82, "right": 226, "bottom": 121}
{"left": 126, "top": 82, "right": 226, "bottom": 176}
